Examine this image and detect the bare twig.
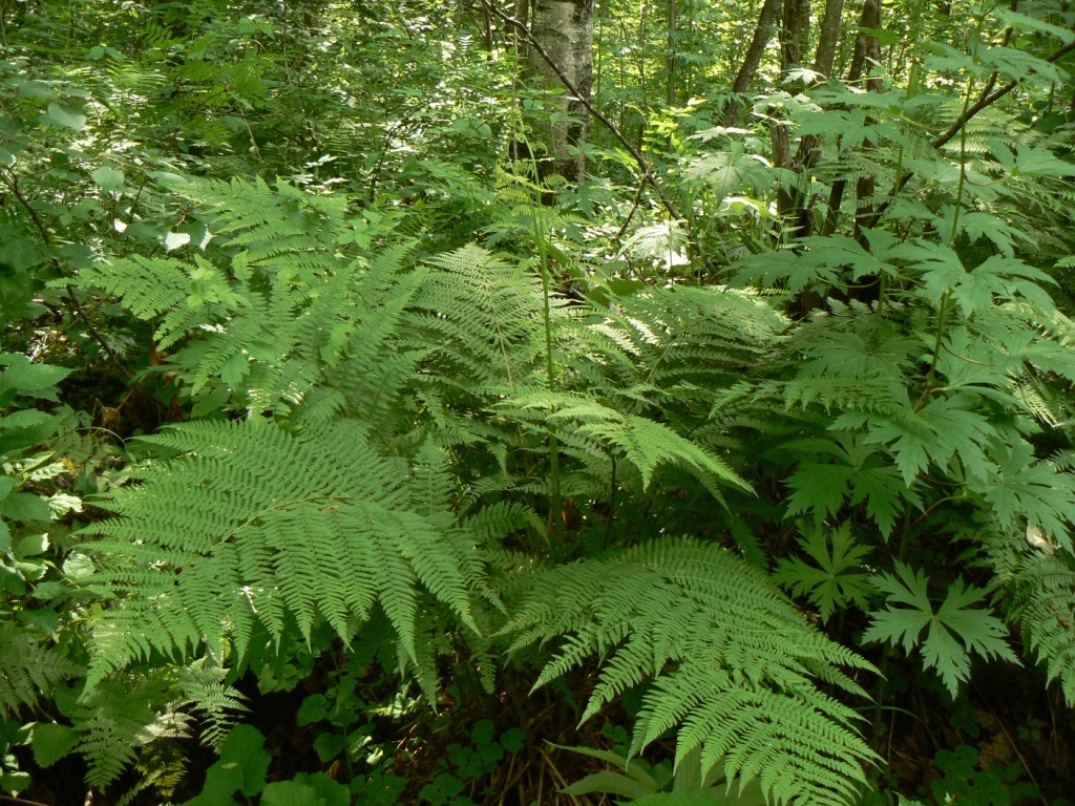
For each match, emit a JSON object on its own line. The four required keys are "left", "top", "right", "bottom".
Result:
{"left": 865, "top": 37, "right": 1075, "bottom": 229}
{"left": 480, "top": 0, "right": 704, "bottom": 261}
{"left": 0, "top": 165, "right": 130, "bottom": 376}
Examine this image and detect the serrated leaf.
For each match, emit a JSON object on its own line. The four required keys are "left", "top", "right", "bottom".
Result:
{"left": 773, "top": 523, "right": 876, "bottom": 621}
{"left": 785, "top": 462, "right": 854, "bottom": 518}
{"left": 864, "top": 563, "right": 1016, "bottom": 696}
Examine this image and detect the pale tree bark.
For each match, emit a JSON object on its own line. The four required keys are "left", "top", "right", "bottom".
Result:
{"left": 528, "top": 0, "right": 594, "bottom": 184}
{"left": 721, "top": 0, "right": 782, "bottom": 126}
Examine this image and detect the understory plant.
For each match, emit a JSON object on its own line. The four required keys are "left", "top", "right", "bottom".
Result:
{"left": 0, "top": 0, "right": 1072, "bottom": 803}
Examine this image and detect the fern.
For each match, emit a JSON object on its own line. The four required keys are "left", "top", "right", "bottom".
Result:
{"left": 82, "top": 419, "right": 488, "bottom": 693}
{"left": 0, "top": 631, "right": 80, "bottom": 716}
{"left": 71, "top": 674, "right": 192, "bottom": 789}
{"left": 504, "top": 539, "right": 878, "bottom": 805}
{"left": 62, "top": 176, "right": 416, "bottom": 414}
{"left": 984, "top": 526, "right": 1075, "bottom": 704}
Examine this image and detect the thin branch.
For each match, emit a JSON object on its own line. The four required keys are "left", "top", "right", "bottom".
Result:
{"left": 864, "top": 37, "right": 1075, "bottom": 229}
{"left": 480, "top": 0, "right": 700, "bottom": 252}
{"left": 0, "top": 166, "right": 130, "bottom": 376}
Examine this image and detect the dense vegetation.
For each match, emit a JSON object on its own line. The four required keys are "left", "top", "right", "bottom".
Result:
{"left": 1, "top": 0, "right": 1073, "bottom": 803}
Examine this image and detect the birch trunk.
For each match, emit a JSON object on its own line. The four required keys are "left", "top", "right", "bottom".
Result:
{"left": 528, "top": 0, "right": 594, "bottom": 184}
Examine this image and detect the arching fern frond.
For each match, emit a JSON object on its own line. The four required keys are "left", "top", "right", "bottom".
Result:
{"left": 498, "top": 390, "right": 752, "bottom": 495}
{"left": 0, "top": 631, "right": 81, "bottom": 716}
{"left": 82, "top": 419, "right": 487, "bottom": 690}
{"left": 504, "top": 538, "right": 878, "bottom": 805}
{"left": 984, "top": 525, "right": 1075, "bottom": 704}
{"left": 63, "top": 177, "right": 418, "bottom": 415}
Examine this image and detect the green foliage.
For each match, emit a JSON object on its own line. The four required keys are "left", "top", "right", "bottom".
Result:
{"left": 84, "top": 418, "right": 487, "bottom": 693}
{"left": 2, "top": 0, "right": 1074, "bottom": 801}
{"left": 63, "top": 176, "right": 878, "bottom": 802}
{"left": 557, "top": 742, "right": 767, "bottom": 804}
{"left": 772, "top": 523, "right": 877, "bottom": 622}
{"left": 930, "top": 745, "right": 1039, "bottom": 805}
{"left": 863, "top": 563, "right": 1019, "bottom": 698}
{"left": 417, "top": 719, "right": 525, "bottom": 805}
{"left": 186, "top": 723, "right": 349, "bottom": 806}
{"left": 506, "top": 539, "right": 878, "bottom": 805}
{"left": 985, "top": 525, "right": 1075, "bottom": 703}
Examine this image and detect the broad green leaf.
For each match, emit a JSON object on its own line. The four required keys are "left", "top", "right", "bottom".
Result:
{"left": 785, "top": 462, "right": 854, "bottom": 517}
{"left": 974, "top": 441, "right": 1075, "bottom": 552}
{"left": 980, "top": 45, "right": 1065, "bottom": 84}
{"left": 996, "top": 8, "right": 1075, "bottom": 43}
{"left": 773, "top": 523, "right": 876, "bottom": 620}
{"left": 1011, "top": 144, "right": 1075, "bottom": 178}
{"left": 30, "top": 722, "right": 80, "bottom": 768}
{"left": 91, "top": 166, "right": 125, "bottom": 191}
{"left": 864, "top": 563, "right": 1016, "bottom": 696}
{"left": 0, "top": 354, "right": 72, "bottom": 400}
{"left": 45, "top": 102, "right": 86, "bottom": 131}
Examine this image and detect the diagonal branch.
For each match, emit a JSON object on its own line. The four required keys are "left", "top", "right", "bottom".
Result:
{"left": 864, "top": 37, "right": 1075, "bottom": 229}
{"left": 932, "top": 38, "right": 1075, "bottom": 149}
{"left": 0, "top": 166, "right": 130, "bottom": 376}
{"left": 480, "top": 0, "right": 700, "bottom": 254}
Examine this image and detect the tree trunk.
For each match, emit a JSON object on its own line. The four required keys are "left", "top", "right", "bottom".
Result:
{"left": 721, "top": 0, "right": 782, "bottom": 126}
{"left": 813, "top": 0, "right": 845, "bottom": 79}
{"left": 847, "top": 0, "right": 882, "bottom": 89}
{"left": 821, "top": 0, "right": 882, "bottom": 237}
{"left": 851, "top": 0, "right": 883, "bottom": 244}
{"left": 666, "top": 0, "right": 677, "bottom": 106}
{"left": 780, "top": 0, "right": 810, "bottom": 76}
{"left": 528, "top": 0, "right": 594, "bottom": 185}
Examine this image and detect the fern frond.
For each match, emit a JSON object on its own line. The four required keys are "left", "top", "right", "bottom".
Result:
{"left": 82, "top": 419, "right": 487, "bottom": 688}
{"left": 500, "top": 390, "right": 751, "bottom": 494}
{"left": 176, "top": 661, "right": 248, "bottom": 751}
{"left": 985, "top": 527, "right": 1075, "bottom": 704}
{"left": 504, "top": 538, "right": 878, "bottom": 805}
{"left": 0, "top": 631, "right": 81, "bottom": 716}
{"left": 72, "top": 675, "right": 192, "bottom": 789}
{"left": 410, "top": 244, "right": 553, "bottom": 394}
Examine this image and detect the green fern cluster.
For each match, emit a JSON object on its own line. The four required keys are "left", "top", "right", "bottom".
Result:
{"left": 68, "top": 177, "right": 881, "bottom": 802}
{"left": 985, "top": 525, "right": 1075, "bottom": 703}
{"left": 85, "top": 419, "right": 488, "bottom": 694}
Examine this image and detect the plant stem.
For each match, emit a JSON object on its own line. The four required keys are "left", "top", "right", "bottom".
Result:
{"left": 533, "top": 206, "right": 562, "bottom": 534}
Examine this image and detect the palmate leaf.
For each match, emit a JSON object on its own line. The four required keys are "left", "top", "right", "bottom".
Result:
{"left": 835, "top": 395, "right": 996, "bottom": 486}
{"left": 973, "top": 440, "right": 1075, "bottom": 553}
{"left": 863, "top": 562, "right": 1018, "bottom": 696}
{"left": 784, "top": 433, "right": 911, "bottom": 537}
{"left": 773, "top": 523, "right": 876, "bottom": 621}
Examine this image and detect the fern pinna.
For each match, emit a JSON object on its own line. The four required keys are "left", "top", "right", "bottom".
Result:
{"left": 74, "top": 177, "right": 880, "bottom": 803}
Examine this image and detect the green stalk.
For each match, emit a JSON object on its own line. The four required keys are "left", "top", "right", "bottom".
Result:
{"left": 533, "top": 206, "right": 563, "bottom": 533}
